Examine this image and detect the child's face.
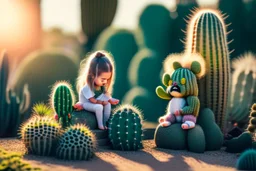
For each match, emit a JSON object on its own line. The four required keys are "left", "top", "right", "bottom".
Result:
{"left": 94, "top": 72, "right": 112, "bottom": 87}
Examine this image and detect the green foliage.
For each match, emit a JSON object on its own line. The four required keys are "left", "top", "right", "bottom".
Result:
{"left": 236, "top": 149, "right": 256, "bottom": 170}
{"left": 225, "top": 132, "right": 252, "bottom": 153}
{"left": 228, "top": 53, "right": 256, "bottom": 127}
{"left": 137, "top": 4, "right": 173, "bottom": 57}
{"left": 81, "top": 0, "right": 118, "bottom": 51}
{"left": 186, "top": 9, "right": 231, "bottom": 130}
{"left": 0, "top": 147, "right": 41, "bottom": 171}
{"left": 0, "top": 51, "right": 30, "bottom": 137}
{"left": 154, "top": 123, "right": 187, "bottom": 150}
{"left": 197, "top": 108, "right": 223, "bottom": 151}
{"left": 13, "top": 50, "right": 78, "bottom": 114}
{"left": 71, "top": 110, "right": 98, "bottom": 130}
{"left": 122, "top": 86, "right": 168, "bottom": 122}
{"left": 20, "top": 116, "right": 61, "bottom": 156}
{"left": 32, "top": 103, "right": 54, "bottom": 117}
{"left": 109, "top": 105, "right": 143, "bottom": 151}
{"left": 94, "top": 28, "right": 138, "bottom": 100}
{"left": 187, "top": 125, "right": 205, "bottom": 153}
{"left": 56, "top": 124, "right": 96, "bottom": 160}
{"left": 51, "top": 81, "right": 75, "bottom": 128}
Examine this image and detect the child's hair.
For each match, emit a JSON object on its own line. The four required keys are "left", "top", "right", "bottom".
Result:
{"left": 76, "top": 50, "right": 115, "bottom": 95}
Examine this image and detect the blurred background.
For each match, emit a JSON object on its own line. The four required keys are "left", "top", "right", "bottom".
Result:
{"left": 0, "top": 0, "right": 255, "bottom": 129}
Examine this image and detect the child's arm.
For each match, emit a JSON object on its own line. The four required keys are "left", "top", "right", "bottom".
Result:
{"left": 89, "top": 97, "right": 105, "bottom": 105}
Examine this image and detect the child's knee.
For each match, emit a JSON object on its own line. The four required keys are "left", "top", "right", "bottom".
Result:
{"left": 94, "top": 104, "right": 103, "bottom": 112}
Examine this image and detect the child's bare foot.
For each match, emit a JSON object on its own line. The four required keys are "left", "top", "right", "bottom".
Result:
{"left": 104, "top": 126, "right": 108, "bottom": 130}
{"left": 73, "top": 103, "right": 83, "bottom": 111}
{"left": 98, "top": 125, "right": 105, "bottom": 130}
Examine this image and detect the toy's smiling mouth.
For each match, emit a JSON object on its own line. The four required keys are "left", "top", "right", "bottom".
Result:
{"left": 170, "top": 85, "right": 181, "bottom": 93}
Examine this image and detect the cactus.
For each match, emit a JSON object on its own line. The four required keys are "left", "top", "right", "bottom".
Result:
{"left": 128, "top": 49, "right": 162, "bottom": 91}
{"left": 94, "top": 28, "right": 138, "bottom": 100}
{"left": 32, "top": 103, "right": 54, "bottom": 117}
{"left": 185, "top": 9, "right": 231, "bottom": 130}
{"left": 225, "top": 132, "right": 252, "bottom": 153}
{"left": 218, "top": 0, "right": 245, "bottom": 58}
{"left": 56, "top": 124, "right": 96, "bottom": 160}
{"left": 187, "top": 125, "right": 205, "bottom": 153}
{"left": 197, "top": 108, "right": 223, "bottom": 151}
{"left": 0, "top": 147, "right": 41, "bottom": 171}
{"left": 108, "top": 104, "right": 143, "bottom": 151}
{"left": 137, "top": 4, "right": 173, "bottom": 57}
{"left": 236, "top": 149, "right": 256, "bottom": 170}
{"left": 71, "top": 110, "right": 98, "bottom": 130}
{"left": 247, "top": 104, "right": 256, "bottom": 134}
{"left": 122, "top": 86, "right": 168, "bottom": 122}
{"left": 228, "top": 53, "right": 256, "bottom": 127}
{"left": 81, "top": 0, "right": 118, "bottom": 51}
{"left": 13, "top": 50, "right": 78, "bottom": 114}
{"left": 0, "top": 51, "right": 30, "bottom": 137}
{"left": 51, "top": 81, "right": 76, "bottom": 128}
{"left": 154, "top": 123, "right": 187, "bottom": 150}
{"left": 20, "top": 115, "right": 61, "bottom": 156}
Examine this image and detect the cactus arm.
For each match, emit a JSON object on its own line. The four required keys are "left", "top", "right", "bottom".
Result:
{"left": 156, "top": 86, "right": 171, "bottom": 100}
{"left": 181, "top": 96, "right": 200, "bottom": 117}
{"left": 162, "top": 73, "right": 171, "bottom": 87}
{"left": 19, "top": 84, "right": 30, "bottom": 115}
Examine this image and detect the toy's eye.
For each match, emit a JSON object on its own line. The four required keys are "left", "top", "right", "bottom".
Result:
{"left": 168, "top": 80, "right": 172, "bottom": 86}
{"left": 181, "top": 78, "right": 186, "bottom": 85}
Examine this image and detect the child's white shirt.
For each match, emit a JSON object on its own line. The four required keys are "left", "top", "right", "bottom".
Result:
{"left": 79, "top": 85, "right": 111, "bottom": 103}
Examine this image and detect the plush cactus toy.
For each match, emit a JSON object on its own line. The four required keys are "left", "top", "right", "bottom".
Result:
{"left": 0, "top": 147, "right": 41, "bottom": 171}
{"left": 20, "top": 115, "right": 61, "bottom": 156}
{"left": 185, "top": 9, "right": 231, "bottom": 130}
{"left": 51, "top": 81, "right": 76, "bottom": 128}
{"left": 0, "top": 51, "right": 30, "bottom": 137}
{"left": 228, "top": 53, "right": 256, "bottom": 128}
{"left": 236, "top": 149, "right": 256, "bottom": 170}
{"left": 56, "top": 124, "right": 96, "bottom": 160}
{"left": 156, "top": 53, "right": 205, "bottom": 130}
{"left": 108, "top": 104, "right": 143, "bottom": 151}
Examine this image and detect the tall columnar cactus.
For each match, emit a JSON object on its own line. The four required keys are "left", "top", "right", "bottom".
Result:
{"left": 81, "top": 0, "right": 118, "bottom": 51}
{"left": 109, "top": 104, "right": 143, "bottom": 151}
{"left": 20, "top": 116, "right": 61, "bottom": 156}
{"left": 228, "top": 53, "right": 256, "bottom": 126}
{"left": 56, "top": 124, "right": 96, "bottom": 160}
{"left": 236, "top": 149, "right": 256, "bottom": 170}
{"left": 137, "top": 4, "right": 173, "bottom": 57}
{"left": 51, "top": 81, "right": 75, "bottom": 128}
{"left": 94, "top": 28, "right": 138, "bottom": 100}
{"left": 185, "top": 9, "right": 231, "bottom": 130}
{"left": 0, "top": 147, "right": 41, "bottom": 171}
{"left": 247, "top": 104, "right": 256, "bottom": 134}
{"left": 0, "top": 51, "right": 30, "bottom": 137}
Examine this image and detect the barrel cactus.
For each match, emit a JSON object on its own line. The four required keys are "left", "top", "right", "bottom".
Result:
{"left": 236, "top": 149, "right": 256, "bottom": 170}
{"left": 0, "top": 147, "right": 41, "bottom": 171}
{"left": 185, "top": 9, "right": 231, "bottom": 130}
{"left": 247, "top": 104, "right": 256, "bottom": 134}
{"left": 108, "top": 104, "right": 143, "bottom": 151}
{"left": 0, "top": 51, "right": 30, "bottom": 137}
{"left": 20, "top": 115, "right": 61, "bottom": 156}
{"left": 81, "top": 0, "right": 118, "bottom": 51}
{"left": 32, "top": 103, "right": 54, "bottom": 117}
{"left": 51, "top": 81, "right": 76, "bottom": 128}
{"left": 56, "top": 124, "right": 96, "bottom": 160}
{"left": 228, "top": 53, "right": 256, "bottom": 127}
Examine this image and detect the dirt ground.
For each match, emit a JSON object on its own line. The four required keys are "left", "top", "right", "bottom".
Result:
{"left": 0, "top": 138, "right": 237, "bottom": 171}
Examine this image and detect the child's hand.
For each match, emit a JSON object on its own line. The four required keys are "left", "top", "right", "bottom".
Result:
{"left": 108, "top": 98, "right": 119, "bottom": 105}
{"left": 102, "top": 101, "right": 109, "bottom": 106}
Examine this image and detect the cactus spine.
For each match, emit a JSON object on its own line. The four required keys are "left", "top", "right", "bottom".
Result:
{"left": 51, "top": 81, "right": 75, "bottom": 128}
{"left": 0, "top": 51, "right": 30, "bottom": 137}
{"left": 185, "top": 9, "right": 231, "bottom": 130}
{"left": 247, "top": 104, "right": 256, "bottom": 134}
{"left": 109, "top": 105, "right": 143, "bottom": 151}
{"left": 56, "top": 124, "right": 96, "bottom": 160}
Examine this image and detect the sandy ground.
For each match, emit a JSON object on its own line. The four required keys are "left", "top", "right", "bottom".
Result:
{"left": 0, "top": 138, "right": 237, "bottom": 171}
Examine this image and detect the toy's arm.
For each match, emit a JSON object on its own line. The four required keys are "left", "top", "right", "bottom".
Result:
{"left": 156, "top": 86, "right": 171, "bottom": 100}
{"left": 181, "top": 96, "right": 200, "bottom": 117}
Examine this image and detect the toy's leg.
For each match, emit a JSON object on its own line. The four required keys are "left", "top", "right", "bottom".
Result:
{"left": 159, "top": 114, "right": 176, "bottom": 127}
{"left": 83, "top": 103, "right": 105, "bottom": 130}
{"left": 181, "top": 115, "right": 196, "bottom": 129}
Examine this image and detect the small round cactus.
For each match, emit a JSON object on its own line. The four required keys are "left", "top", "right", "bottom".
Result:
{"left": 20, "top": 116, "right": 61, "bottom": 156}
{"left": 247, "top": 104, "right": 256, "bottom": 133}
{"left": 108, "top": 104, "right": 143, "bottom": 151}
{"left": 56, "top": 124, "right": 96, "bottom": 160}
{"left": 236, "top": 149, "right": 256, "bottom": 170}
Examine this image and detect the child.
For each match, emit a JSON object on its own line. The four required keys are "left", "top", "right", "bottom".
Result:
{"left": 74, "top": 51, "right": 119, "bottom": 130}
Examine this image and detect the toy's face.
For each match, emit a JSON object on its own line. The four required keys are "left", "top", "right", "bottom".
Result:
{"left": 167, "top": 78, "right": 186, "bottom": 97}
